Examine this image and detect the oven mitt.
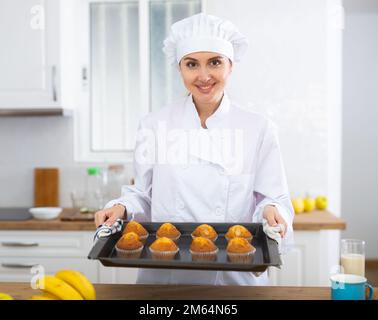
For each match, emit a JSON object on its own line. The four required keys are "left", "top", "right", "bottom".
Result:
{"left": 93, "top": 218, "right": 124, "bottom": 242}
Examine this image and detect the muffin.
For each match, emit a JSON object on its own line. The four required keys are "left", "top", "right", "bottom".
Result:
{"left": 225, "top": 225, "right": 253, "bottom": 243}
{"left": 123, "top": 220, "right": 149, "bottom": 243}
{"left": 191, "top": 224, "right": 218, "bottom": 242}
{"left": 190, "top": 237, "right": 218, "bottom": 261}
{"left": 149, "top": 237, "right": 179, "bottom": 260}
{"left": 115, "top": 232, "right": 144, "bottom": 259}
{"left": 226, "top": 237, "right": 256, "bottom": 264}
{"left": 156, "top": 223, "right": 181, "bottom": 243}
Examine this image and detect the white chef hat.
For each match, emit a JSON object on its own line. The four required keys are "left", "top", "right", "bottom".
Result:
{"left": 163, "top": 13, "right": 248, "bottom": 66}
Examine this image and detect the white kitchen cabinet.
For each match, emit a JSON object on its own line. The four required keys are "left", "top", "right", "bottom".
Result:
{"left": 98, "top": 265, "right": 138, "bottom": 284}
{"left": 0, "top": 230, "right": 138, "bottom": 284}
{"left": 0, "top": 231, "right": 93, "bottom": 257}
{"left": 0, "top": 0, "right": 78, "bottom": 110}
{"left": 0, "top": 230, "right": 98, "bottom": 283}
{"left": 0, "top": 257, "right": 97, "bottom": 283}
{"left": 268, "top": 230, "right": 340, "bottom": 286}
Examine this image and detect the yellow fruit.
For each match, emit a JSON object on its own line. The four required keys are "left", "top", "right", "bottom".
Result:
{"left": 31, "top": 292, "right": 60, "bottom": 300}
{"left": 292, "top": 197, "right": 304, "bottom": 214}
{"left": 303, "top": 197, "right": 316, "bottom": 212}
{"left": 36, "top": 275, "right": 83, "bottom": 300}
{"left": 55, "top": 270, "right": 96, "bottom": 300}
{"left": 315, "top": 196, "right": 328, "bottom": 210}
{"left": 0, "top": 293, "right": 13, "bottom": 300}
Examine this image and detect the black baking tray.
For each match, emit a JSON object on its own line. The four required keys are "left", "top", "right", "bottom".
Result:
{"left": 88, "top": 222, "right": 281, "bottom": 272}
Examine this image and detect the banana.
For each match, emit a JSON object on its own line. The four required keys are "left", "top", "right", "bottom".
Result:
{"left": 31, "top": 292, "right": 59, "bottom": 300}
{"left": 0, "top": 292, "right": 13, "bottom": 300}
{"left": 55, "top": 270, "right": 96, "bottom": 300}
{"left": 36, "top": 275, "right": 83, "bottom": 300}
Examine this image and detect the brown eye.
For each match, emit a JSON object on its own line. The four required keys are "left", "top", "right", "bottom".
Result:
{"left": 186, "top": 61, "right": 197, "bottom": 68}
{"left": 210, "top": 59, "right": 221, "bottom": 66}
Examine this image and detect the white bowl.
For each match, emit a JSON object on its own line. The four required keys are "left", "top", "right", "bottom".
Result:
{"left": 29, "top": 207, "right": 62, "bottom": 220}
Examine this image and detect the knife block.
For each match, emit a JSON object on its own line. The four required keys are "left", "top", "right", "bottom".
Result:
{"left": 34, "top": 168, "right": 59, "bottom": 207}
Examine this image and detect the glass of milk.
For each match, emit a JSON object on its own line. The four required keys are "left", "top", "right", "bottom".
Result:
{"left": 340, "top": 239, "right": 365, "bottom": 277}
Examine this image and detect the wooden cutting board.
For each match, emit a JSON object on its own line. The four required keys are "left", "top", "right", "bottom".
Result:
{"left": 59, "top": 208, "right": 95, "bottom": 221}
{"left": 34, "top": 168, "right": 59, "bottom": 207}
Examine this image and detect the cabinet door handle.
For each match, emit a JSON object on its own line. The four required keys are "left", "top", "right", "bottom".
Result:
{"left": 1, "top": 263, "right": 38, "bottom": 269}
{"left": 1, "top": 242, "right": 39, "bottom": 247}
{"left": 52, "top": 65, "right": 57, "bottom": 102}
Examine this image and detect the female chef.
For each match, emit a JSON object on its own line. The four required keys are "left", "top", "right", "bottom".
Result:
{"left": 94, "top": 13, "right": 294, "bottom": 285}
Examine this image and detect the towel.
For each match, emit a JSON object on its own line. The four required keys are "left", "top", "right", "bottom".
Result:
{"left": 247, "top": 219, "right": 285, "bottom": 277}
{"left": 262, "top": 218, "right": 284, "bottom": 255}
{"left": 93, "top": 219, "right": 124, "bottom": 241}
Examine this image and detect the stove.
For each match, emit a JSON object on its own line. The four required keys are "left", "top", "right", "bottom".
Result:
{"left": 0, "top": 208, "right": 32, "bottom": 221}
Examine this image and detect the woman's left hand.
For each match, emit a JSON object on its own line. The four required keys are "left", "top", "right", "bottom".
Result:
{"left": 263, "top": 205, "right": 287, "bottom": 238}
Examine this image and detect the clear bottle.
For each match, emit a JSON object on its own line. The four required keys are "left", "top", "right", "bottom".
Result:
{"left": 105, "top": 164, "right": 128, "bottom": 202}
{"left": 84, "top": 167, "right": 104, "bottom": 212}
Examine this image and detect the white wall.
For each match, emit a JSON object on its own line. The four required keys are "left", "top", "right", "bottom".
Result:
{"left": 342, "top": 0, "right": 378, "bottom": 258}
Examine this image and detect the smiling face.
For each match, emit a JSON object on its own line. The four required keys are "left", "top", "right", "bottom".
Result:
{"left": 179, "top": 52, "right": 232, "bottom": 107}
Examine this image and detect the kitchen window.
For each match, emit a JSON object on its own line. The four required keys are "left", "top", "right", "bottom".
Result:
{"left": 74, "top": 0, "right": 202, "bottom": 162}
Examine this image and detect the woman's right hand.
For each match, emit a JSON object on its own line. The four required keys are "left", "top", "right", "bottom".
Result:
{"left": 94, "top": 204, "right": 126, "bottom": 228}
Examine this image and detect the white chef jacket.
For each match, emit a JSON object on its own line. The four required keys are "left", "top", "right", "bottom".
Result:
{"left": 105, "top": 92, "right": 294, "bottom": 286}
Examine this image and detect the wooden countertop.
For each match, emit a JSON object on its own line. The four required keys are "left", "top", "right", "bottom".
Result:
{"left": 292, "top": 210, "right": 346, "bottom": 230}
{"left": 0, "top": 209, "right": 94, "bottom": 231}
{"left": 0, "top": 209, "right": 345, "bottom": 231}
{"left": 1, "top": 283, "right": 374, "bottom": 300}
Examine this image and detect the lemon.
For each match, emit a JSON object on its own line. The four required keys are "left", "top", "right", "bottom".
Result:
{"left": 292, "top": 198, "right": 305, "bottom": 214}
{"left": 303, "top": 197, "right": 316, "bottom": 212}
{"left": 315, "top": 196, "right": 328, "bottom": 210}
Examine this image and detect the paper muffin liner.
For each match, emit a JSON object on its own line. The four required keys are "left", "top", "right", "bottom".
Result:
{"left": 227, "top": 247, "right": 256, "bottom": 264}
{"left": 190, "top": 248, "right": 219, "bottom": 262}
{"left": 225, "top": 235, "right": 253, "bottom": 243}
{"left": 191, "top": 233, "right": 218, "bottom": 243}
{"left": 156, "top": 233, "right": 181, "bottom": 244}
{"left": 138, "top": 233, "right": 149, "bottom": 244}
{"left": 115, "top": 245, "right": 143, "bottom": 259}
{"left": 149, "top": 247, "right": 179, "bottom": 260}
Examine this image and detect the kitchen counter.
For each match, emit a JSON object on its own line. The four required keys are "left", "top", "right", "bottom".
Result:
{"left": 292, "top": 210, "right": 346, "bottom": 230}
{"left": 0, "top": 209, "right": 345, "bottom": 231}
{"left": 1, "top": 283, "right": 375, "bottom": 300}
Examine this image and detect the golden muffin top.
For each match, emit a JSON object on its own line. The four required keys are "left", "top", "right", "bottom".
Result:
{"left": 116, "top": 232, "right": 143, "bottom": 250}
{"left": 149, "top": 237, "right": 178, "bottom": 252}
{"left": 225, "top": 225, "right": 252, "bottom": 240}
{"left": 190, "top": 237, "right": 218, "bottom": 253}
{"left": 226, "top": 237, "right": 255, "bottom": 254}
{"left": 123, "top": 220, "right": 148, "bottom": 236}
{"left": 156, "top": 223, "right": 181, "bottom": 238}
{"left": 192, "top": 224, "right": 218, "bottom": 241}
